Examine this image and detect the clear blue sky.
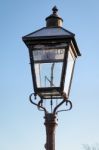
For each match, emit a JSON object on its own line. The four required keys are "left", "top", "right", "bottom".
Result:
{"left": 0, "top": 0, "right": 99, "bottom": 150}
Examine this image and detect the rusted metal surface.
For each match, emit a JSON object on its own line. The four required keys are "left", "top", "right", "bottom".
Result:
{"left": 44, "top": 113, "right": 57, "bottom": 150}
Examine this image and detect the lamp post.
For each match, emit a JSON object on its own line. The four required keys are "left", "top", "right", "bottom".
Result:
{"left": 22, "top": 6, "right": 81, "bottom": 150}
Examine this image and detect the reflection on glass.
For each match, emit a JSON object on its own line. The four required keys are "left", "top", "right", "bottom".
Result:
{"left": 64, "top": 50, "right": 75, "bottom": 96}
{"left": 34, "top": 62, "right": 63, "bottom": 88}
{"left": 33, "top": 49, "right": 65, "bottom": 62}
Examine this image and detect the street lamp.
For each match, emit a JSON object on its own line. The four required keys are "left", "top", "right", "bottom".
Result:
{"left": 22, "top": 6, "right": 81, "bottom": 150}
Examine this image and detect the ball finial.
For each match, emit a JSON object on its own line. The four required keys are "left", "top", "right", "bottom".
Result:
{"left": 52, "top": 6, "right": 58, "bottom": 14}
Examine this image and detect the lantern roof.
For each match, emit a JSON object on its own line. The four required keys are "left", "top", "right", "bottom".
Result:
{"left": 23, "top": 26, "right": 74, "bottom": 39}
{"left": 22, "top": 6, "right": 81, "bottom": 56}
{"left": 22, "top": 27, "right": 81, "bottom": 56}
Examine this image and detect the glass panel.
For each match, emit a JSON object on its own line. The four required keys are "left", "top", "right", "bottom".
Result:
{"left": 33, "top": 48, "right": 65, "bottom": 63}
{"left": 34, "top": 62, "right": 63, "bottom": 88}
{"left": 33, "top": 47, "right": 65, "bottom": 98}
{"left": 64, "top": 49, "right": 75, "bottom": 96}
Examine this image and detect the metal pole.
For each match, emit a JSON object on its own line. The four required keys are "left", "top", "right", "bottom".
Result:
{"left": 44, "top": 113, "right": 57, "bottom": 150}
{"left": 29, "top": 93, "right": 72, "bottom": 150}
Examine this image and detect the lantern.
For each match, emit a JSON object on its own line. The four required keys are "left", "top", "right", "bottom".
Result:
{"left": 22, "top": 6, "right": 81, "bottom": 100}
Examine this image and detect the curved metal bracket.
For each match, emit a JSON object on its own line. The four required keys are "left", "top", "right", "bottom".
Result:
{"left": 53, "top": 99, "right": 72, "bottom": 114}
{"left": 56, "top": 100, "right": 72, "bottom": 114}
{"left": 29, "top": 93, "right": 47, "bottom": 114}
{"left": 53, "top": 99, "right": 65, "bottom": 114}
{"left": 29, "top": 92, "right": 72, "bottom": 115}
{"left": 53, "top": 92, "right": 72, "bottom": 114}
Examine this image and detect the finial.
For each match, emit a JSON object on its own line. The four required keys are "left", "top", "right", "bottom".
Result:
{"left": 45, "top": 6, "right": 63, "bottom": 27}
{"left": 52, "top": 6, "right": 58, "bottom": 14}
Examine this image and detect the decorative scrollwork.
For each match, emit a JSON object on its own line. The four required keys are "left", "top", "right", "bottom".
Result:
{"left": 56, "top": 100, "right": 72, "bottom": 114}
{"left": 29, "top": 92, "right": 72, "bottom": 115}
{"left": 29, "top": 93, "right": 47, "bottom": 113}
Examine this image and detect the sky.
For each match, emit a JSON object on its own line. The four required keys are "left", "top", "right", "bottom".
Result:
{"left": 0, "top": 0, "right": 99, "bottom": 150}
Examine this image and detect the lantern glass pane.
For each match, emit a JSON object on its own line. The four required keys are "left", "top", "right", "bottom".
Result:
{"left": 33, "top": 48, "right": 65, "bottom": 89}
{"left": 64, "top": 49, "right": 75, "bottom": 96}
{"left": 34, "top": 62, "right": 63, "bottom": 88}
{"left": 33, "top": 48, "right": 65, "bottom": 63}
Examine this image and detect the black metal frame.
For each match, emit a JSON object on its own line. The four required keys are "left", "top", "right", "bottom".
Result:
{"left": 29, "top": 41, "right": 71, "bottom": 99}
